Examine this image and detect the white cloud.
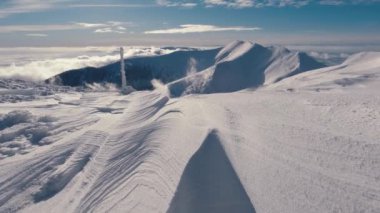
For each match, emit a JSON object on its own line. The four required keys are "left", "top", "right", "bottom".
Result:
{"left": 350, "top": 0, "right": 380, "bottom": 4}
{"left": 204, "top": 0, "right": 311, "bottom": 8}
{"left": 156, "top": 0, "right": 198, "bottom": 8}
{"left": 145, "top": 24, "right": 261, "bottom": 34}
{"left": 0, "top": 21, "right": 129, "bottom": 34}
{"left": 94, "top": 28, "right": 125, "bottom": 34}
{"left": 0, "top": 55, "right": 121, "bottom": 81}
{"left": 319, "top": 0, "right": 344, "bottom": 5}
{"left": 117, "top": 26, "right": 127, "bottom": 30}
{"left": 0, "top": 0, "right": 71, "bottom": 18}
{"left": 68, "top": 3, "right": 156, "bottom": 8}
{"left": 25, "top": 33, "right": 48, "bottom": 37}
{"left": 0, "top": 0, "right": 379, "bottom": 19}
{"left": 73, "top": 22, "right": 108, "bottom": 28}
{"left": 203, "top": 0, "right": 380, "bottom": 8}
{"left": 0, "top": 24, "right": 83, "bottom": 33}
{"left": 69, "top": 0, "right": 380, "bottom": 11}
{"left": 91, "top": 21, "right": 128, "bottom": 34}
{"left": 0, "top": 46, "right": 187, "bottom": 81}
{"left": 205, "top": 0, "right": 253, "bottom": 8}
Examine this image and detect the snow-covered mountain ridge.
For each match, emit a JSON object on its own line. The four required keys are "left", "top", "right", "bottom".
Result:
{"left": 270, "top": 51, "right": 380, "bottom": 91}
{"left": 50, "top": 41, "right": 325, "bottom": 94}
{"left": 168, "top": 40, "right": 325, "bottom": 96}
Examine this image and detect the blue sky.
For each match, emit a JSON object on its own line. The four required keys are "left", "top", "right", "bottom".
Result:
{"left": 0, "top": 0, "right": 379, "bottom": 47}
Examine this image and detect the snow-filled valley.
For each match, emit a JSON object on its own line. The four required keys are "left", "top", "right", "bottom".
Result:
{"left": 0, "top": 41, "right": 380, "bottom": 213}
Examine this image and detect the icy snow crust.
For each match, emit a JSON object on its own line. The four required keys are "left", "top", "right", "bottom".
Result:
{"left": 0, "top": 42, "right": 380, "bottom": 213}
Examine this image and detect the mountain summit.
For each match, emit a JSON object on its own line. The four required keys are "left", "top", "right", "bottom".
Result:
{"left": 169, "top": 41, "right": 325, "bottom": 96}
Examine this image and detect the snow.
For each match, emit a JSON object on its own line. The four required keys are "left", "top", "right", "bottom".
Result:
{"left": 0, "top": 42, "right": 379, "bottom": 213}
{"left": 168, "top": 41, "right": 324, "bottom": 96}
{"left": 268, "top": 51, "right": 380, "bottom": 92}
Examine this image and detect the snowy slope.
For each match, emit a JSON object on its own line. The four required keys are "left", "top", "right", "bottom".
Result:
{"left": 269, "top": 51, "right": 380, "bottom": 91}
{"left": 168, "top": 41, "right": 324, "bottom": 96}
{"left": 0, "top": 50, "right": 379, "bottom": 213}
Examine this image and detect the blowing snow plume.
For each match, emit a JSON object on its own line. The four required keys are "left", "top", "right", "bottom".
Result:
{"left": 186, "top": 57, "right": 198, "bottom": 76}
{"left": 151, "top": 79, "right": 170, "bottom": 97}
{"left": 84, "top": 83, "right": 118, "bottom": 92}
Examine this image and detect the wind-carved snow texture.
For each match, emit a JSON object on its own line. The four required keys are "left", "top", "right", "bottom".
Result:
{"left": 0, "top": 111, "right": 58, "bottom": 158}
{"left": 0, "top": 44, "right": 380, "bottom": 213}
{"left": 0, "top": 79, "right": 74, "bottom": 103}
{"left": 33, "top": 130, "right": 108, "bottom": 203}
{"left": 0, "top": 108, "right": 100, "bottom": 159}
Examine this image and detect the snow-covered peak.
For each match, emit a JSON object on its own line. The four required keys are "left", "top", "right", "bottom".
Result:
{"left": 215, "top": 40, "right": 257, "bottom": 62}
{"left": 169, "top": 41, "right": 325, "bottom": 95}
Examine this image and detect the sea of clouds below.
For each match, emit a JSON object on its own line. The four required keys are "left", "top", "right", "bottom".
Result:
{"left": 0, "top": 46, "right": 192, "bottom": 81}
{"left": 0, "top": 44, "right": 378, "bottom": 82}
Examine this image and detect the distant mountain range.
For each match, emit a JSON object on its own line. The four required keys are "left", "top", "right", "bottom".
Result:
{"left": 48, "top": 41, "right": 325, "bottom": 95}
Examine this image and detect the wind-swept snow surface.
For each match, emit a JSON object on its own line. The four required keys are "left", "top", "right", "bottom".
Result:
{"left": 0, "top": 49, "right": 379, "bottom": 213}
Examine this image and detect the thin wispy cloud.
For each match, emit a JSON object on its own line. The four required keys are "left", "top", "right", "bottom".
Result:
{"left": 319, "top": 0, "right": 344, "bottom": 5}
{"left": 65, "top": 0, "right": 380, "bottom": 10}
{"left": 25, "top": 33, "right": 48, "bottom": 37}
{"left": 204, "top": 0, "right": 310, "bottom": 8}
{"left": 0, "top": 0, "right": 70, "bottom": 18}
{"left": 203, "top": 0, "right": 380, "bottom": 8}
{"left": 69, "top": 1, "right": 197, "bottom": 9}
{"left": 73, "top": 22, "right": 108, "bottom": 28}
{"left": 0, "top": 0, "right": 378, "bottom": 19}
{"left": 156, "top": 0, "right": 198, "bottom": 8}
{"left": 320, "top": 0, "right": 380, "bottom": 5}
{"left": 145, "top": 24, "right": 261, "bottom": 34}
{"left": 0, "top": 24, "right": 83, "bottom": 33}
{"left": 204, "top": 0, "right": 254, "bottom": 8}
{"left": 68, "top": 4, "right": 157, "bottom": 8}
{"left": 0, "top": 21, "right": 129, "bottom": 34}
{"left": 94, "top": 28, "right": 125, "bottom": 34}
{"left": 90, "top": 21, "right": 129, "bottom": 34}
